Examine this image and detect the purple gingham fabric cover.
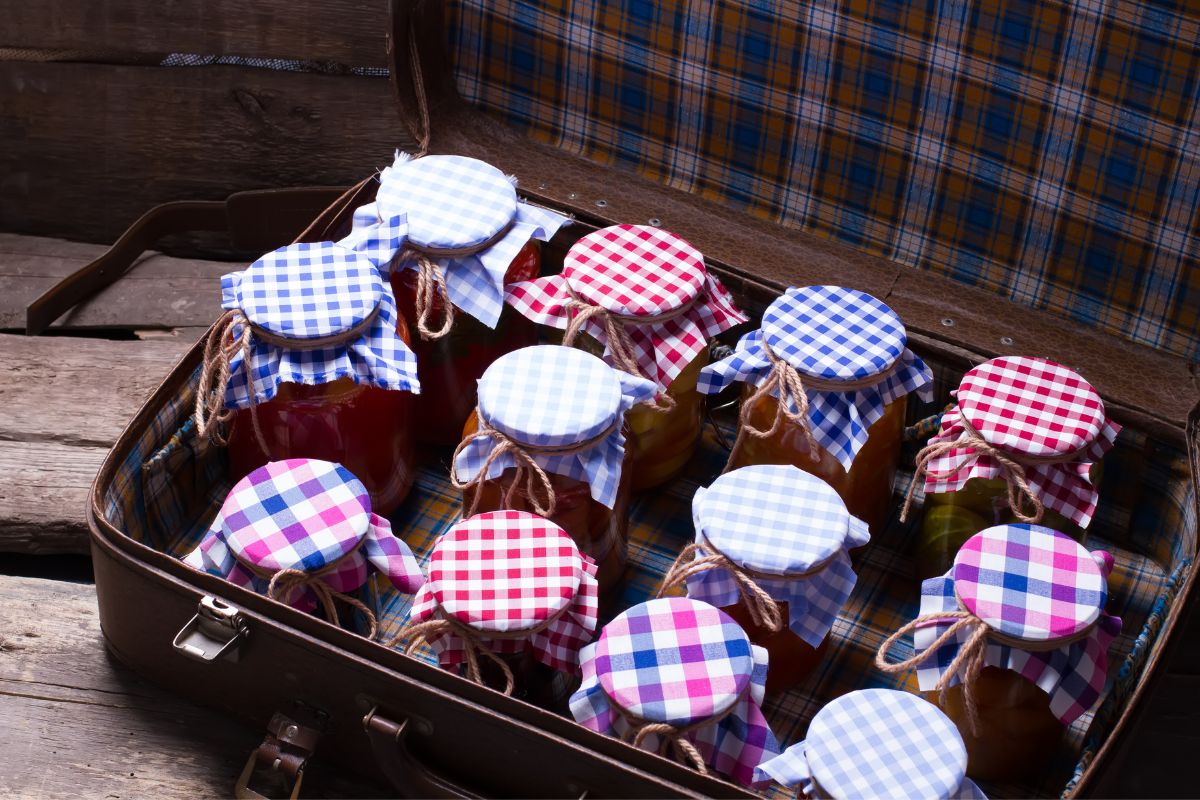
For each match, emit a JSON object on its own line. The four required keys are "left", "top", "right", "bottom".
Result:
{"left": 181, "top": 459, "right": 424, "bottom": 613}
{"left": 686, "top": 465, "right": 870, "bottom": 648}
{"left": 697, "top": 286, "right": 933, "bottom": 470}
{"left": 912, "top": 525, "right": 1122, "bottom": 725}
{"left": 570, "top": 597, "right": 780, "bottom": 787}
{"left": 754, "top": 689, "right": 985, "bottom": 800}
{"left": 220, "top": 234, "right": 420, "bottom": 410}
{"left": 453, "top": 345, "right": 657, "bottom": 509}
{"left": 339, "top": 152, "right": 571, "bottom": 328}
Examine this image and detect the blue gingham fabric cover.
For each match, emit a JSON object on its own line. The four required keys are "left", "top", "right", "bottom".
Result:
{"left": 698, "top": 286, "right": 933, "bottom": 469}
{"left": 754, "top": 689, "right": 986, "bottom": 799}
{"left": 686, "top": 465, "right": 870, "bottom": 648}
{"left": 453, "top": 345, "right": 657, "bottom": 508}
{"left": 339, "top": 152, "right": 571, "bottom": 328}
{"left": 220, "top": 238, "right": 420, "bottom": 409}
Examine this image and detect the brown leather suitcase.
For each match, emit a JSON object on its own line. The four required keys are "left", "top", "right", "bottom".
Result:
{"left": 32, "top": 1, "right": 1199, "bottom": 796}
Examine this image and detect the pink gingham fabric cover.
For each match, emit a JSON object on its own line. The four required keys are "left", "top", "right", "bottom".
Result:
{"left": 922, "top": 356, "right": 1121, "bottom": 527}
{"left": 570, "top": 597, "right": 780, "bottom": 787}
{"left": 407, "top": 510, "right": 598, "bottom": 673}
{"left": 504, "top": 224, "right": 747, "bottom": 390}
{"left": 913, "top": 524, "right": 1122, "bottom": 725}
{"left": 182, "top": 459, "right": 424, "bottom": 612}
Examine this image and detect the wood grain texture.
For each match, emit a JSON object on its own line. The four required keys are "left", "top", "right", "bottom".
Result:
{"left": 0, "top": 61, "right": 411, "bottom": 244}
{"left": 1, "top": 0, "right": 389, "bottom": 67}
{"left": 0, "top": 574, "right": 386, "bottom": 799}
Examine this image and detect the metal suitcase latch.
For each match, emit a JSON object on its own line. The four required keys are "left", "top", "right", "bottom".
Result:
{"left": 173, "top": 595, "right": 248, "bottom": 662}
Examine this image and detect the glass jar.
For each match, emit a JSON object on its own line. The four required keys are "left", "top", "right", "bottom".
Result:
{"left": 719, "top": 600, "right": 831, "bottom": 692}
{"left": 625, "top": 350, "right": 709, "bottom": 491}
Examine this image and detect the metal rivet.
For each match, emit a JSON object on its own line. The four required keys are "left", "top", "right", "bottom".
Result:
{"left": 648, "top": 217, "right": 662, "bottom": 226}
{"left": 537, "top": 183, "right": 548, "bottom": 190}
{"left": 285, "top": 725, "right": 299, "bottom": 738}
{"left": 595, "top": 199, "right": 608, "bottom": 208}
{"left": 1000, "top": 336, "right": 1014, "bottom": 346}
{"left": 941, "top": 318, "right": 955, "bottom": 327}
{"left": 567, "top": 192, "right": 578, "bottom": 200}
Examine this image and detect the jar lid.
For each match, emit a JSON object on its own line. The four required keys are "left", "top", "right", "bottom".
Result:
{"left": 375, "top": 154, "right": 517, "bottom": 251}
{"left": 952, "top": 524, "right": 1106, "bottom": 642}
{"left": 426, "top": 511, "right": 585, "bottom": 633}
{"left": 955, "top": 356, "right": 1108, "bottom": 458}
{"left": 693, "top": 465, "right": 868, "bottom": 576}
{"left": 221, "top": 459, "right": 371, "bottom": 573}
{"left": 233, "top": 242, "right": 385, "bottom": 341}
{"left": 805, "top": 689, "right": 968, "bottom": 800}
{"left": 761, "top": 285, "right": 907, "bottom": 382}
{"left": 594, "top": 597, "right": 753, "bottom": 726}
{"left": 562, "top": 225, "right": 705, "bottom": 317}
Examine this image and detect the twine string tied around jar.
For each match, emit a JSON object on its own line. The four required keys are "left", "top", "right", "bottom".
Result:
{"left": 254, "top": 535, "right": 378, "bottom": 639}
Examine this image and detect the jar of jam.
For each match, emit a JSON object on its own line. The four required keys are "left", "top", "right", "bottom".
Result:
{"left": 505, "top": 224, "right": 747, "bottom": 490}
{"left": 341, "top": 153, "right": 571, "bottom": 445}
{"left": 877, "top": 524, "right": 1121, "bottom": 783}
{"left": 182, "top": 459, "right": 425, "bottom": 637}
{"left": 392, "top": 510, "right": 598, "bottom": 710}
{"left": 571, "top": 597, "right": 780, "bottom": 787}
{"left": 195, "top": 239, "right": 422, "bottom": 515}
{"left": 452, "top": 345, "right": 657, "bottom": 601}
{"left": 908, "top": 356, "right": 1120, "bottom": 579}
{"left": 756, "top": 689, "right": 985, "bottom": 799}
{"left": 660, "top": 464, "right": 869, "bottom": 692}
{"left": 699, "top": 286, "right": 933, "bottom": 533}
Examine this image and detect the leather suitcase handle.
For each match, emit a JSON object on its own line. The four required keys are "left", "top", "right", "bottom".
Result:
{"left": 363, "top": 707, "right": 484, "bottom": 799}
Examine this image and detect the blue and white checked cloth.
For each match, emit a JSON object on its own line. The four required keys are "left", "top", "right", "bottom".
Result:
{"left": 340, "top": 153, "right": 571, "bottom": 328}
{"left": 453, "top": 346, "right": 657, "bottom": 509}
{"left": 220, "top": 239, "right": 420, "bottom": 409}
{"left": 754, "top": 689, "right": 985, "bottom": 800}
{"left": 698, "top": 286, "right": 933, "bottom": 470}
{"left": 686, "top": 465, "right": 869, "bottom": 648}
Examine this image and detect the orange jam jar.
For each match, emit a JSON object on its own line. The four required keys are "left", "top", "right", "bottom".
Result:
{"left": 660, "top": 465, "right": 869, "bottom": 692}
{"left": 452, "top": 346, "right": 657, "bottom": 600}
{"left": 699, "top": 286, "right": 932, "bottom": 533}
{"left": 505, "top": 224, "right": 747, "bottom": 490}
{"left": 198, "top": 239, "right": 422, "bottom": 515}
{"left": 909, "top": 356, "right": 1120, "bottom": 579}
{"left": 344, "top": 153, "right": 570, "bottom": 445}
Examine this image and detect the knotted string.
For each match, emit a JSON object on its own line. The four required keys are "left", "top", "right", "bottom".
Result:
{"left": 267, "top": 567, "right": 379, "bottom": 640}
{"left": 657, "top": 541, "right": 786, "bottom": 632}
{"left": 724, "top": 344, "right": 817, "bottom": 471}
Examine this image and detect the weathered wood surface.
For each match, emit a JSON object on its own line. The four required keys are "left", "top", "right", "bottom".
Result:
{"left": 0, "top": 574, "right": 386, "bottom": 799}
{"left": 1, "top": 61, "right": 411, "bottom": 244}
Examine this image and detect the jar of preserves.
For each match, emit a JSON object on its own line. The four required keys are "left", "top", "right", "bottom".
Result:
{"left": 906, "top": 356, "right": 1121, "bottom": 579}
{"left": 755, "top": 689, "right": 986, "bottom": 799}
{"left": 571, "top": 597, "right": 781, "bottom": 787}
{"left": 194, "top": 238, "right": 423, "bottom": 515}
{"left": 341, "top": 153, "right": 571, "bottom": 445}
{"left": 505, "top": 224, "right": 747, "bottom": 490}
{"left": 389, "top": 510, "right": 598, "bottom": 710}
{"left": 699, "top": 285, "right": 933, "bottom": 533}
{"left": 659, "top": 464, "right": 869, "bottom": 692}
{"left": 877, "top": 524, "right": 1121, "bottom": 783}
{"left": 452, "top": 345, "right": 657, "bottom": 600}
{"left": 182, "top": 459, "right": 425, "bottom": 636}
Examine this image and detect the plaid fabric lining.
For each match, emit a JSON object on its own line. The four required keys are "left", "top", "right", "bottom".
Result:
{"left": 444, "top": 0, "right": 1200, "bottom": 359}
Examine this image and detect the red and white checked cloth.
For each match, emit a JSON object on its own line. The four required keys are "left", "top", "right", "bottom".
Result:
{"left": 407, "top": 510, "right": 599, "bottom": 673}
{"left": 922, "top": 356, "right": 1120, "bottom": 527}
{"left": 504, "top": 225, "right": 747, "bottom": 390}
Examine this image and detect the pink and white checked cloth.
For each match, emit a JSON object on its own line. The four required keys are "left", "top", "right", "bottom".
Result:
{"left": 922, "top": 356, "right": 1120, "bottom": 527}
{"left": 504, "top": 225, "right": 747, "bottom": 390}
{"left": 407, "top": 511, "right": 599, "bottom": 673}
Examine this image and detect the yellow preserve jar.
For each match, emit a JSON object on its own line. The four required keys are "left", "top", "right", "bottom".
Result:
{"left": 504, "top": 224, "right": 747, "bottom": 491}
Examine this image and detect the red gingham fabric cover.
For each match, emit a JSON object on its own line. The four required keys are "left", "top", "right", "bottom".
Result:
{"left": 504, "top": 225, "right": 747, "bottom": 390}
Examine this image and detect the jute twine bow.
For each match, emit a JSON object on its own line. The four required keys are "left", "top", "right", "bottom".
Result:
{"left": 610, "top": 683, "right": 750, "bottom": 776}
{"left": 267, "top": 567, "right": 379, "bottom": 639}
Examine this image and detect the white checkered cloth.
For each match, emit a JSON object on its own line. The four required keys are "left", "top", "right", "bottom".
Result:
{"left": 912, "top": 525, "right": 1122, "bottom": 725}
{"left": 570, "top": 598, "right": 780, "bottom": 788}
{"left": 181, "top": 459, "right": 424, "bottom": 614}
{"left": 698, "top": 286, "right": 933, "bottom": 470}
{"left": 220, "top": 239, "right": 420, "bottom": 409}
{"left": 504, "top": 224, "right": 747, "bottom": 390}
{"left": 685, "top": 465, "right": 869, "bottom": 648}
{"left": 754, "top": 689, "right": 986, "bottom": 800}
{"left": 339, "top": 152, "right": 571, "bottom": 328}
{"left": 453, "top": 346, "right": 658, "bottom": 509}
{"left": 921, "top": 356, "right": 1121, "bottom": 528}
{"left": 406, "top": 511, "right": 599, "bottom": 673}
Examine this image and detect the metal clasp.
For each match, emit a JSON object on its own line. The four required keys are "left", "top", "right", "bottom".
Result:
{"left": 173, "top": 595, "right": 248, "bottom": 662}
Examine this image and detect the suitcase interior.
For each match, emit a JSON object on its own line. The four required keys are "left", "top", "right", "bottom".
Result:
{"left": 95, "top": 213, "right": 1196, "bottom": 799}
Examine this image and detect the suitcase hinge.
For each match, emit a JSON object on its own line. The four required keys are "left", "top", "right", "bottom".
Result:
{"left": 173, "top": 595, "right": 248, "bottom": 662}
